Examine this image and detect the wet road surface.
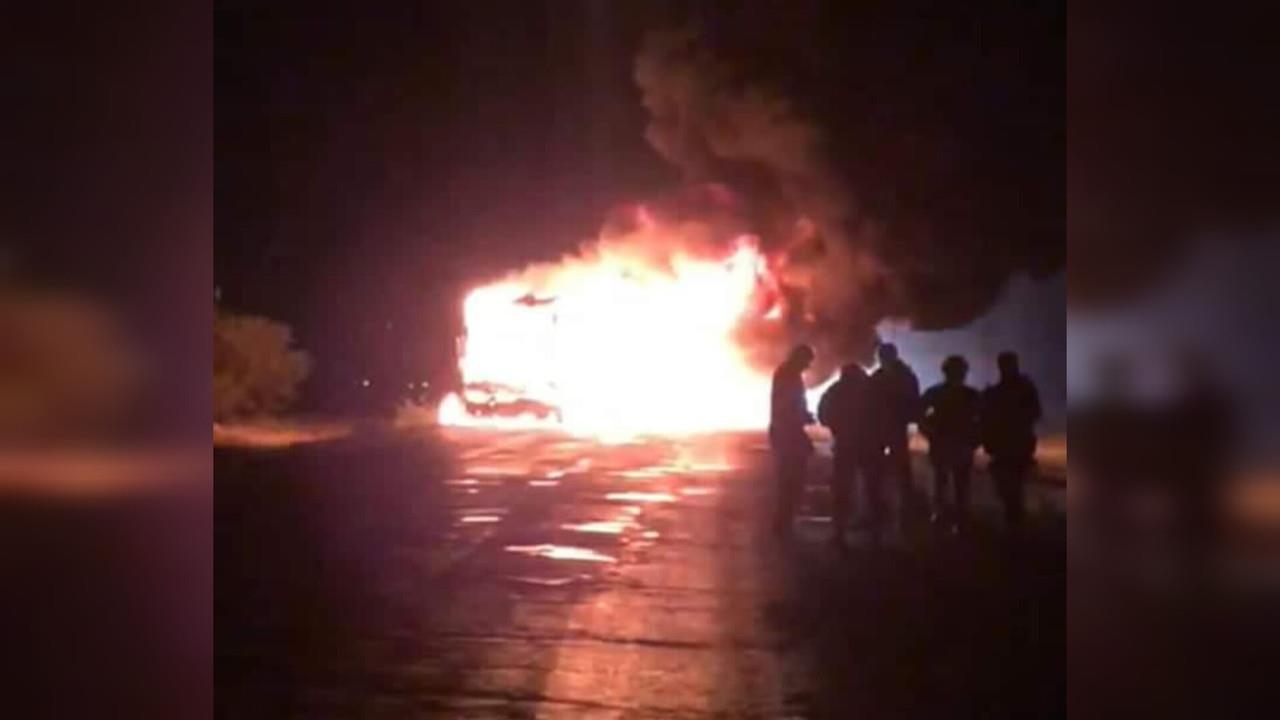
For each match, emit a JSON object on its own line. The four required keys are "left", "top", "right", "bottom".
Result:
{"left": 216, "top": 427, "right": 1063, "bottom": 718}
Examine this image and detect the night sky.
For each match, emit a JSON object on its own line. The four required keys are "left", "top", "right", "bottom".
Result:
{"left": 215, "top": 1, "right": 1064, "bottom": 412}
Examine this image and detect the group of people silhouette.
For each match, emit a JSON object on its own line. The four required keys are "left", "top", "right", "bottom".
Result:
{"left": 770, "top": 342, "right": 1042, "bottom": 547}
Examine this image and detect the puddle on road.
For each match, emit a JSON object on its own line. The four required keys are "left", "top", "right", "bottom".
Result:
{"left": 679, "top": 486, "right": 717, "bottom": 496}
{"left": 607, "top": 461, "right": 736, "bottom": 481}
{"left": 796, "top": 514, "right": 832, "bottom": 524}
{"left": 454, "top": 506, "right": 510, "bottom": 527}
{"left": 436, "top": 433, "right": 765, "bottom": 581}
{"left": 560, "top": 520, "right": 636, "bottom": 535}
{"left": 504, "top": 544, "right": 618, "bottom": 563}
{"left": 610, "top": 468, "right": 668, "bottom": 479}
{"left": 458, "top": 514, "right": 503, "bottom": 524}
{"left": 446, "top": 477, "right": 500, "bottom": 497}
{"left": 678, "top": 462, "right": 737, "bottom": 473}
{"left": 445, "top": 478, "right": 503, "bottom": 489}
{"left": 506, "top": 575, "right": 579, "bottom": 587}
{"left": 467, "top": 467, "right": 523, "bottom": 478}
{"left": 605, "top": 491, "right": 677, "bottom": 504}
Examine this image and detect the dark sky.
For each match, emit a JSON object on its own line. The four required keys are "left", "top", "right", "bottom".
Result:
{"left": 215, "top": 1, "right": 1064, "bottom": 410}
{"left": 216, "top": 2, "right": 686, "bottom": 406}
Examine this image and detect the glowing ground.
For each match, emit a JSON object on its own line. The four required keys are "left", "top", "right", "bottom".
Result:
{"left": 216, "top": 428, "right": 1064, "bottom": 717}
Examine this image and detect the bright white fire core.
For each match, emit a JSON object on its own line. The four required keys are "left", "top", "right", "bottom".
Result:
{"left": 439, "top": 229, "right": 801, "bottom": 437}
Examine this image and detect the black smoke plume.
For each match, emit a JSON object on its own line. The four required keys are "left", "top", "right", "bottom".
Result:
{"left": 634, "top": 6, "right": 1063, "bottom": 367}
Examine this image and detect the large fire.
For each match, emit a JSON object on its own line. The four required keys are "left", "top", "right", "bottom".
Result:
{"left": 438, "top": 215, "right": 811, "bottom": 437}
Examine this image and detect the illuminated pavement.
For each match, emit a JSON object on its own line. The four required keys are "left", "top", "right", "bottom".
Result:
{"left": 216, "top": 427, "right": 1064, "bottom": 718}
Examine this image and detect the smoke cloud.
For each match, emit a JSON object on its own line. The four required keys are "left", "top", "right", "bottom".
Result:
{"left": 633, "top": 21, "right": 1062, "bottom": 368}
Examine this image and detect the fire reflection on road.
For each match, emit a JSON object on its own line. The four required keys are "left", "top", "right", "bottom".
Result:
{"left": 504, "top": 544, "right": 619, "bottom": 563}
{"left": 438, "top": 427, "right": 756, "bottom": 587}
{"left": 217, "top": 418, "right": 1064, "bottom": 716}
{"left": 561, "top": 520, "right": 636, "bottom": 535}
{"left": 423, "top": 426, "right": 783, "bottom": 714}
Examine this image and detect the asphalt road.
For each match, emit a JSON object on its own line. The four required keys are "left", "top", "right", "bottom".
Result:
{"left": 216, "top": 427, "right": 1064, "bottom": 718}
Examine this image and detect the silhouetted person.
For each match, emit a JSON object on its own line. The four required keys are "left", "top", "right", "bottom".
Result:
{"left": 770, "top": 344, "right": 815, "bottom": 534}
{"left": 818, "top": 362, "right": 878, "bottom": 547}
{"left": 869, "top": 343, "right": 920, "bottom": 528}
{"left": 921, "top": 355, "right": 981, "bottom": 533}
{"left": 981, "top": 351, "right": 1042, "bottom": 529}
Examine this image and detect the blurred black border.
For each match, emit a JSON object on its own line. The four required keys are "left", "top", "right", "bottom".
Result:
{"left": 0, "top": 2, "right": 211, "bottom": 718}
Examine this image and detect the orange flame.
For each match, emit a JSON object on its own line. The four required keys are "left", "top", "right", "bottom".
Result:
{"left": 438, "top": 222, "right": 825, "bottom": 438}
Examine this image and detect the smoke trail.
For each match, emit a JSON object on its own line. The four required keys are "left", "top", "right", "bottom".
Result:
{"left": 635, "top": 26, "right": 883, "bottom": 371}
{"left": 634, "top": 22, "right": 1062, "bottom": 368}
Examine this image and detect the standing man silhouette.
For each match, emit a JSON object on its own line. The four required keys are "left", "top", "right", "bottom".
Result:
{"left": 770, "top": 344, "right": 815, "bottom": 535}
{"left": 920, "top": 355, "right": 982, "bottom": 533}
{"left": 819, "top": 362, "right": 878, "bottom": 548}
{"left": 981, "top": 351, "right": 1042, "bottom": 529}
{"left": 869, "top": 343, "right": 921, "bottom": 531}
